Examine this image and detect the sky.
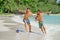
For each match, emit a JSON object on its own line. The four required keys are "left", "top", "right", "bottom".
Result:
{"left": 57, "top": 0, "right": 60, "bottom": 3}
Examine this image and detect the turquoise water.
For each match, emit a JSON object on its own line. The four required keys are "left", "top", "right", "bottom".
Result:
{"left": 29, "top": 14, "right": 60, "bottom": 25}
{"left": 19, "top": 14, "right": 60, "bottom": 40}
{"left": 43, "top": 14, "right": 60, "bottom": 25}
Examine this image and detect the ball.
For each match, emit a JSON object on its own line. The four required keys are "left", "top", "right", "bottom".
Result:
{"left": 16, "top": 29, "right": 20, "bottom": 33}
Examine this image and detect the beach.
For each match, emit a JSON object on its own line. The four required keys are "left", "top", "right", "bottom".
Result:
{"left": 0, "top": 15, "right": 60, "bottom": 40}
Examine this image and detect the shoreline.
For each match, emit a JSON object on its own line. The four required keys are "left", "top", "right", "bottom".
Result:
{"left": 0, "top": 13, "right": 60, "bottom": 16}
{"left": 0, "top": 15, "right": 60, "bottom": 40}
{"left": 29, "top": 13, "right": 60, "bottom": 16}
{"left": 49, "top": 14, "right": 60, "bottom": 16}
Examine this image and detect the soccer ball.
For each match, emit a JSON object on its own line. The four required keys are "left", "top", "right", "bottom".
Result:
{"left": 16, "top": 29, "right": 20, "bottom": 33}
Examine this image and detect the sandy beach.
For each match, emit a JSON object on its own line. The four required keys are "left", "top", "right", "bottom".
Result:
{"left": 0, "top": 15, "right": 60, "bottom": 40}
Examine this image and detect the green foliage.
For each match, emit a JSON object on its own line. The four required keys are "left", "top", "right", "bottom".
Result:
{"left": 0, "top": 0, "right": 60, "bottom": 14}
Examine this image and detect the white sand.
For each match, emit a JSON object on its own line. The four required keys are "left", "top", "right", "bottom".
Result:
{"left": 0, "top": 15, "right": 60, "bottom": 40}
{"left": 12, "top": 15, "right": 23, "bottom": 23}
{"left": 0, "top": 26, "right": 10, "bottom": 31}
{"left": 44, "top": 24, "right": 60, "bottom": 40}
{"left": 0, "top": 20, "right": 10, "bottom": 31}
